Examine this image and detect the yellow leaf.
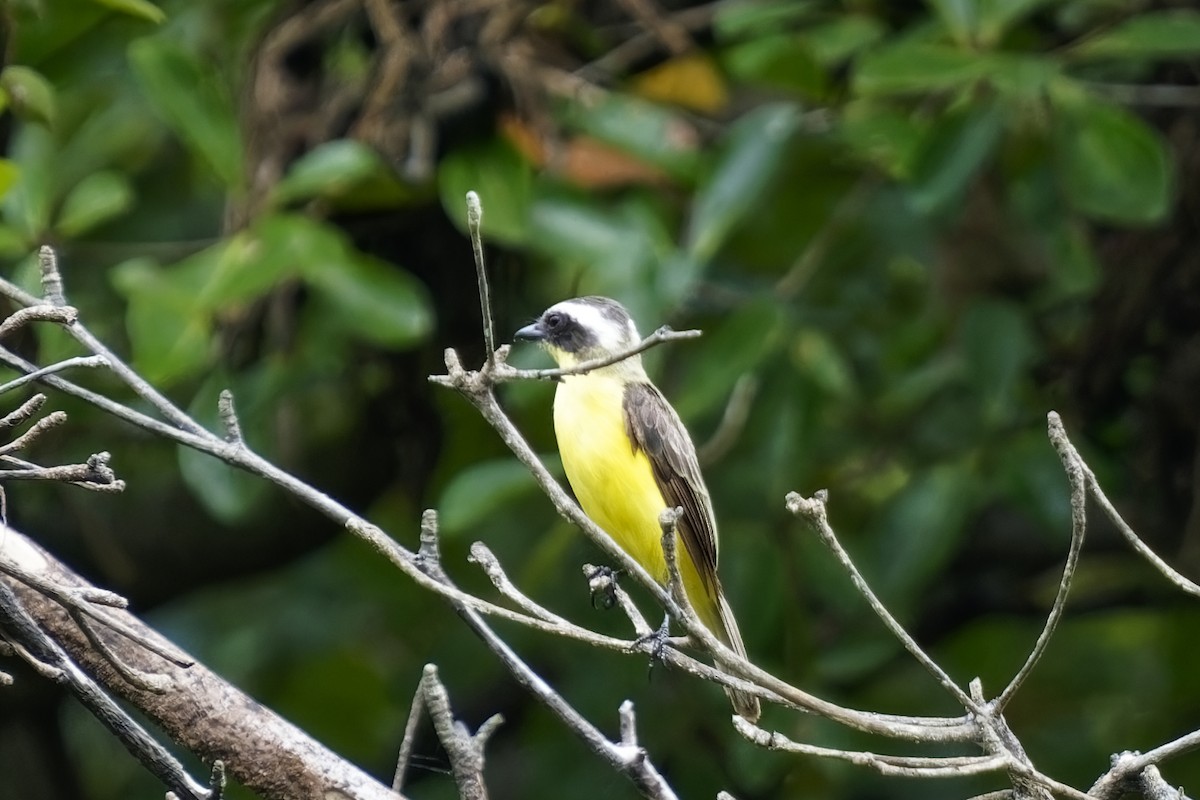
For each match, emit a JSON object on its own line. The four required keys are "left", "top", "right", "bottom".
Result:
{"left": 631, "top": 53, "right": 729, "bottom": 114}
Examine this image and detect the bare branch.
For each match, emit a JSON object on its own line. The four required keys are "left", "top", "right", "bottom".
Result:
{"left": 38, "top": 245, "right": 66, "bottom": 306}
{"left": 733, "top": 716, "right": 1007, "bottom": 778}
{"left": 405, "top": 510, "right": 682, "bottom": 800}
{"left": 785, "top": 490, "right": 978, "bottom": 712}
{"left": 0, "top": 410, "right": 67, "bottom": 455}
{"left": 217, "top": 390, "right": 244, "bottom": 445}
{"left": 1, "top": 527, "right": 401, "bottom": 799}
{"left": 0, "top": 581, "right": 210, "bottom": 800}
{"left": 437, "top": 346, "right": 974, "bottom": 742}
{"left": 996, "top": 412, "right": 1088, "bottom": 710}
{"left": 658, "top": 507, "right": 694, "bottom": 629}
{"left": 393, "top": 676, "right": 426, "bottom": 793}
{"left": 0, "top": 451, "right": 124, "bottom": 492}
{"left": 0, "top": 255, "right": 206, "bottom": 436}
{"left": 420, "top": 663, "right": 503, "bottom": 800}
{"left": 487, "top": 326, "right": 702, "bottom": 382}
{"left": 0, "top": 542, "right": 190, "bottom": 668}
{"left": 465, "top": 191, "right": 496, "bottom": 367}
{"left": 0, "top": 304, "right": 78, "bottom": 339}
{"left": 1091, "top": 736, "right": 1200, "bottom": 799}
{"left": 1047, "top": 413, "right": 1200, "bottom": 597}
{"left": 0, "top": 393, "right": 47, "bottom": 429}
{"left": 0, "top": 355, "right": 108, "bottom": 395}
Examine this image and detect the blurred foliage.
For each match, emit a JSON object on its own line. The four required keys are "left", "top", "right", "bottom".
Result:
{"left": 1, "top": 0, "right": 1199, "bottom": 798}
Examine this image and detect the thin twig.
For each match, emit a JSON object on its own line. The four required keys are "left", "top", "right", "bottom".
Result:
{"left": 39, "top": 245, "right": 66, "bottom": 306}
{"left": 1090, "top": 735, "right": 1200, "bottom": 799}
{"left": 1047, "top": 412, "right": 1200, "bottom": 597}
{"left": 70, "top": 609, "right": 172, "bottom": 692}
{"left": 393, "top": 677, "right": 427, "bottom": 793}
{"left": 785, "top": 490, "right": 979, "bottom": 712}
{"left": 0, "top": 549, "right": 191, "bottom": 667}
{"left": 0, "top": 455, "right": 125, "bottom": 491}
{"left": 0, "top": 355, "right": 108, "bottom": 396}
{"left": 0, "top": 582, "right": 209, "bottom": 799}
{"left": 733, "top": 716, "right": 1008, "bottom": 778}
{"left": 658, "top": 507, "right": 693, "bottom": 626}
{"left": 217, "top": 390, "right": 244, "bottom": 445}
{"left": 0, "top": 261, "right": 206, "bottom": 436}
{"left": 0, "top": 393, "right": 47, "bottom": 429}
{"left": 0, "top": 410, "right": 67, "bottom": 455}
{"left": 584, "top": 563, "right": 654, "bottom": 637}
{"left": 466, "top": 191, "right": 496, "bottom": 368}
{"left": 419, "top": 663, "right": 496, "bottom": 800}
{"left": 996, "top": 412, "right": 1088, "bottom": 711}
{"left": 483, "top": 327, "right": 702, "bottom": 382}
{"left": 410, "top": 511, "right": 681, "bottom": 800}
{"left": 440, "top": 351, "right": 974, "bottom": 742}
{"left": 0, "top": 305, "right": 78, "bottom": 338}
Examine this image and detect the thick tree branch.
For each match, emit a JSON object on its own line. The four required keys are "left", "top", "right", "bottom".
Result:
{"left": 0, "top": 527, "right": 401, "bottom": 800}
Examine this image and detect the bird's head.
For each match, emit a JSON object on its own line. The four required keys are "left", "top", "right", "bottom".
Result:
{"left": 514, "top": 296, "right": 643, "bottom": 373}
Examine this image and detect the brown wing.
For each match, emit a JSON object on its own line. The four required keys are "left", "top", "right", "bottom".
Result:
{"left": 623, "top": 381, "right": 719, "bottom": 596}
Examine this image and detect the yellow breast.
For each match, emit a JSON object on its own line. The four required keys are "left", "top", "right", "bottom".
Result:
{"left": 553, "top": 374, "right": 671, "bottom": 582}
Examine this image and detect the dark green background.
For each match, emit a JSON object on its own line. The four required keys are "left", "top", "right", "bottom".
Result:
{"left": 1, "top": 0, "right": 1198, "bottom": 798}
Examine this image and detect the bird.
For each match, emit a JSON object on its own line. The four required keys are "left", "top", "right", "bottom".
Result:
{"left": 514, "top": 296, "right": 760, "bottom": 722}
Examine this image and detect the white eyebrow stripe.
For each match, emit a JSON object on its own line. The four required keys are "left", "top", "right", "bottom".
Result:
{"left": 550, "top": 300, "right": 638, "bottom": 351}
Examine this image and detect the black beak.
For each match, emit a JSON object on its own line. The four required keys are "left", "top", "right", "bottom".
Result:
{"left": 514, "top": 320, "right": 545, "bottom": 342}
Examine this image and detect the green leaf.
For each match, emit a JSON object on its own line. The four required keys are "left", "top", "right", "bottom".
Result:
{"left": 112, "top": 258, "right": 213, "bottom": 385}
{"left": 302, "top": 252, "right": 433, "bottom": 349}
{"left": 179, "top": 372, "right": 270, "bottom": 524}
{"left": 981, "top": 53, "right": 1061, "bottom": 101}
{"left": 271, "top": 140, "right": 402, "bottom": 207}
{"left": 801, "top": 15, "right": 885, "bottom": 65}
{"left": 0, "top": 224, "right": 27, "bottom": 258}
{"left": 960, "top": 299, "right": 1034, "bottom": 425}
{"left": 875, "top": 465, "right": 975, "bottom": 601}
{"left": 721, "top": 35, "right": 826, "bottom": 97}
{"left": 128, "top": 36, "right": 242, "bottom": 188}
{"left": 1069, "top": 11, "right": 1200, "bottom": 61}
{"left": 439, "top": 138, "right": 531, "bottom": 245}
{"left": 0, "top": 160, "right": 19, "bottom": 200}
{"left": 686, "top": 103, "right": 802, "bottom": 261}
{"left": 438, "top": 459, "right": 540, "bottom": 535}
{"left": 528, "top": 191, "right": 673, "bottom": 300}
{"left": 792, "top": 327, "right": 856, "bottom": 399}
{"left": 928, "top": 0, "right": 1053, "bottom": 47}
{"left": 0, "top": 65, "right": 57, "bottom": 126}
{"left": 840, "top": 102, "right": 926, "bottom": 178}
{"left": 0, "top": 124, "right": 54, "bottom": 238}
{"left": 854, "top": 44, "right": 985, "bottom": 96}
{"left": 560, "top": 94, "right": 700, "bottom": 179}
{"left": 907, "top": 102, "right": 1004, "bottom": 216}
{"left": 1055, "top": 98, "right": 1171, "bottom": 224}
{"left": 926, "top": 0, "right": 977, "bottom": 46}
{"left": 713, "top": 0, "right": 818, "bottom": 41}
{"left": 56, "top": 171, "right": 135, "bottom": 236}
{"left": 976, "top": 0, "right": 1055, "bottom": 46}
{"left": 92, "top": 0, "right": 165, "bottom": 24}
{"left": 674, "top": 300, "right": 782, "bottom": 419}
{"left": 198, "top": 214, "right": 330, "bottom": 307}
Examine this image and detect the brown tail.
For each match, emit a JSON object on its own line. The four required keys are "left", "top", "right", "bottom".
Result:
{"left": 712, "top": 588, "right": 761, "bottom": 722}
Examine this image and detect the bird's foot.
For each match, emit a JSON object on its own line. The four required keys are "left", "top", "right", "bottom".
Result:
{"left": 585, "top": 564, "right": 621, "bottom": 610}
{"left": 634, "top": 613, "right": 672, "bottom": 667}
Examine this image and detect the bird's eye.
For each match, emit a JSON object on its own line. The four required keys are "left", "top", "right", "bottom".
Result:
{"left": 544, "top": 312, "right": 564, "bottom": 330}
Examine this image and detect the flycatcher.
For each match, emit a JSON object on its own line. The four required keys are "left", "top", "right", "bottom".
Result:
{"left": 515, "top": 296, "right": 760, "bottom": 721}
